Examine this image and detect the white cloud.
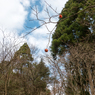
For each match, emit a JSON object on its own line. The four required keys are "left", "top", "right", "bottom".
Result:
{"left": 0, "top": 0, "right": 68, "bottom": 61}
{"left": 0, "top": 0, "right": 29, "bottom": 31}
{"left": 28, "top": 31, "right": 48, "bottom": 50}
{"left": 30, "top": 0, "right": 68, "bottom": 51}
{"left": 41, "top": 0, "right": 68, "bottom": 13}
{"left": 36, "top": 0, "right": 68, "bottom": 19}
{"left": 27, "top": 22, "right": 56, "bottom": 50}
{"left": 20, "top": 0, "right": 30, "bottom": 7}
{"left": 0, "top": 0, "right": 30, "bottom": 56}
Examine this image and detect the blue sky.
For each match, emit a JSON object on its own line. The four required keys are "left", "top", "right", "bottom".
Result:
{"left": 0, "top": 0, "right": 68, "bottom": 61}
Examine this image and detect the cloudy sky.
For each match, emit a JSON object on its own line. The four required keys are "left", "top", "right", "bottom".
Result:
{"left": 0, "top": 0, "right": 68, "bottom": 59}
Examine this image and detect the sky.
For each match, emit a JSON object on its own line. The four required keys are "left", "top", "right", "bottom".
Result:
{"left": 0, "top": 0, "right": 68, "bottom": 61}
{"left": 0, "top": 0, "right": 68, "bottom": 92}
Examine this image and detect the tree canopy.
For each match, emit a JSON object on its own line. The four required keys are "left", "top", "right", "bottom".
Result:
{"left": 50, "top": 0, "right": 95, "bottom": 57}
{"left": 50, "top": 0, "right": 95, "bottom": 95}
{"left": 0, "top": 43, "right": 51, "bottom": 95}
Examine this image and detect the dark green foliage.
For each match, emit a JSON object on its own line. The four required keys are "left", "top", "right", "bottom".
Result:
{"left": 28, "top": 59, "right": 50, "bottom": 94}
{"left": 50, "top": 0, "right": 95, "bottom": 57}
{"left": 50, "top": 0, "right": 95, "bottom": 94}
{"left": 13, "top": 43, "right": 33, "bottom": 74}
{"left": 0, "top": 43, "right": 51, "bottom": 95}
{"left": 14, "top": 43, "right": 33, "bottom": 62}
{"left": 37, "top": 59, "right": 50, "bottom": 78}
{"left": 14, "top": 43, "right": 50, "bottom": 94}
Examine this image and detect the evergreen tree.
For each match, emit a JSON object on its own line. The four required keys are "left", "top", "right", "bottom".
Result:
{"left": 0, "top": 43, "right": 51, "bottom": 95}
{"left": 50, "top": 0, "right": 95, "bottom": 57}
{"left": 8, "top": 43, "right": 50, "bottom": 95}
{"left": 50, "top": 0, "right": 95, "bottom": 94}
{"left": 27, "top": 59, "right": 50, "bottom": 95}
{"left": 13, "top": 43, "right": 33, "bottom": 73}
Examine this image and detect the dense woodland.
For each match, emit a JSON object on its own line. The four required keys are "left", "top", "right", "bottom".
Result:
{"left": 0, "top": 0, "right": 95, "bottom": 95}
{"left": 0, "top": 43, "right": 51, "bottom": 95}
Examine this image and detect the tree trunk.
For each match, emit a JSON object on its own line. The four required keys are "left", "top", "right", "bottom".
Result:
{"left": 87, "top": 66, "right": 95, "bottom": 95}
{"left": 4, "top": 80, "right": 7, "bottom": 95}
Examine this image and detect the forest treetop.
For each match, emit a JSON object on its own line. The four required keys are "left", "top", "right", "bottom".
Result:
{"left": 50, "top": 0, "right": 95, "bottom": 58}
